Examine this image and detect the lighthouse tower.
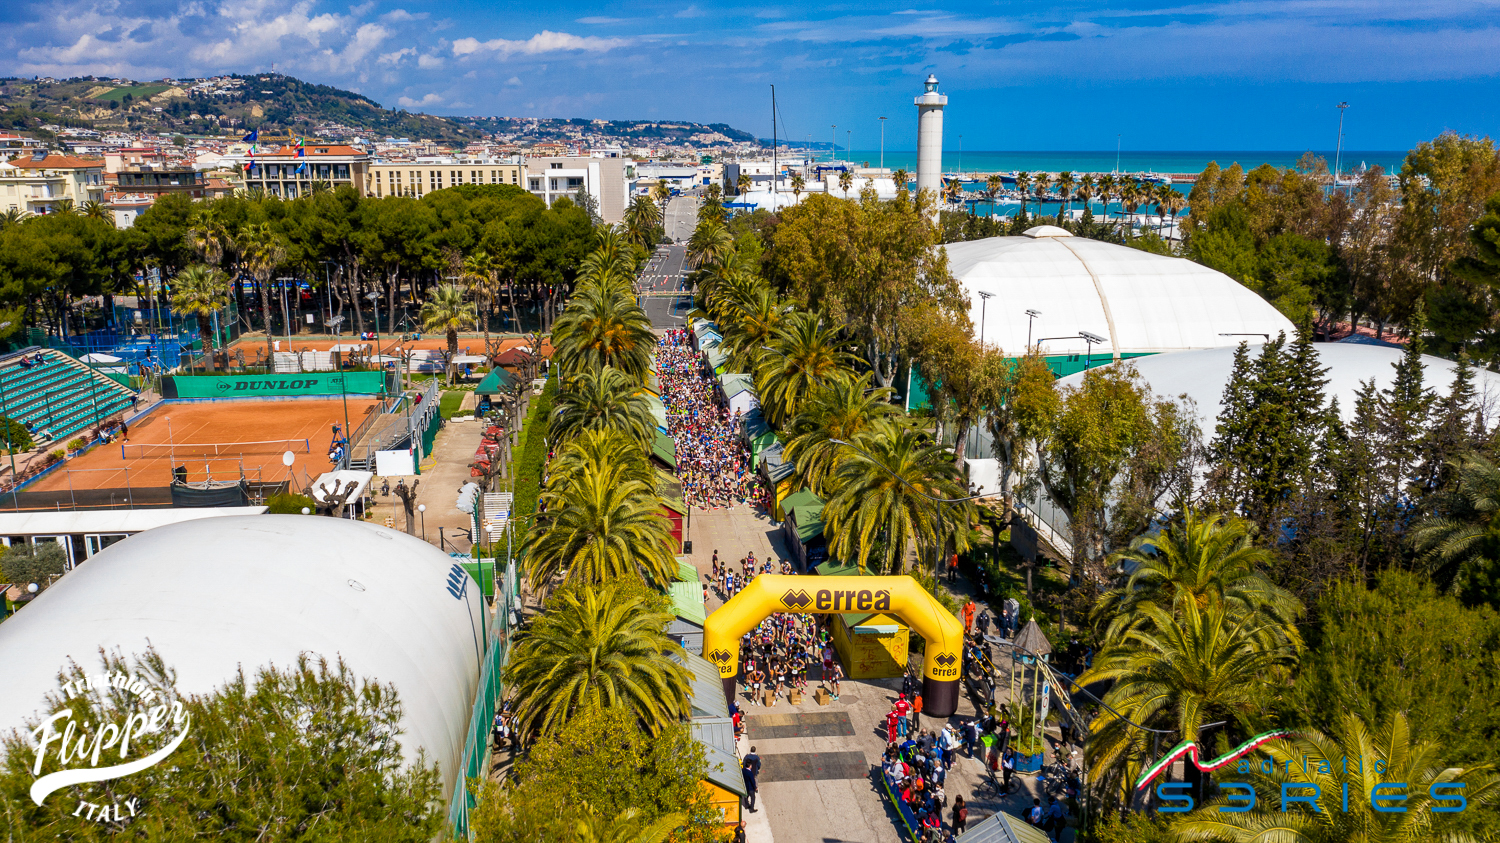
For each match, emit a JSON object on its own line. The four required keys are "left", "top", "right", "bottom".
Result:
{"left": 914, "top": 74, "right": 947, "bottom": 206}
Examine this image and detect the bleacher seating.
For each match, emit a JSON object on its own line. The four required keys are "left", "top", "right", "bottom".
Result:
{"left": 0, "top": 348, "right": 138, "bottom": 446}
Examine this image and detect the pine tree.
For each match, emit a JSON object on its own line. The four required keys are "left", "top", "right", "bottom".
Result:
{"left": 1205, "top": 341, "right": 1257, "bottom": 508}
{"left": 1414, "top": 351, "right": 1479, "bottom": 500}
{"left": 1371, "top": 307, "right": 1434, "bottom": 566}
{"left": 1347, "top": 378, "right": 1387, "bottom": 574}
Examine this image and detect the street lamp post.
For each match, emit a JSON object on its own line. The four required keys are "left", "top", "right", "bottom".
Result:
{"left": 366, "top": 291, "right": 381, "bottom": 353}
{"left": 879, "top": 117, "right": 887, "bottom": 171}
{"left": 1218, "top": 332, "right": 1271, "bottom": 342}
{"left": 418, "top": 503, "right": 427, "bottom": 541}
{"left": 830, "top": 125, "right": 836, "bottom": 163}
{"left": 1025, "top": 309, "right": 1042, "bottom": 349}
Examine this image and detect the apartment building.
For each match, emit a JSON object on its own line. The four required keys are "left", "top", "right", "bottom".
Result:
{"left": 234, "top": 144, "right": 371, "bottom": 198}
{"left": 105, "top": 147, "right": 210, "bottom": 199}
{"left": 0, "top": 152, "right": 106, "bottom": 214}
{"left": 524, "top": 156, "right": 629, "bottom": 224}
{"left": 366, "top": 158, "right": 523, "bottom": 199}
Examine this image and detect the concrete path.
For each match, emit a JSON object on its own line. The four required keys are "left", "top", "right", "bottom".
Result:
{"left": 682, "top": 502, "right": 1077, "bottom": 843}
{"left": 365, "top": 416, "right": 483, "bottom": 551}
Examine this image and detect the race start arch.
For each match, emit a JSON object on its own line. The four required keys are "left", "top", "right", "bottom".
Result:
{"left": 702, "top": 574, "right": 966, "bottom": 717}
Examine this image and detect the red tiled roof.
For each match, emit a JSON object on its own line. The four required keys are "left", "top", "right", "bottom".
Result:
{"left": 252, "top": 144, "right": 367, "bottom": 158}
{"left": 8, "top": 153, "right": 104, "bottom": 169}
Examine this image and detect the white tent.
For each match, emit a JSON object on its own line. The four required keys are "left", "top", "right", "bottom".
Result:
{"left": 80, "top": 352, "right": 122, "bottom": 364}
{"left": 945, "top": 227, "right": 1296, "bottom": 358}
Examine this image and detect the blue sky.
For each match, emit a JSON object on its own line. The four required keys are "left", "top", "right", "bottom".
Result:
{"left": 2, "top": 0, "right": 1497, "bottom": 149}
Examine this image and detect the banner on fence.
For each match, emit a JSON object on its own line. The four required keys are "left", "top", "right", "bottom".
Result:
{"left": 162, "top": 371, "right": 387, "bottom": 399}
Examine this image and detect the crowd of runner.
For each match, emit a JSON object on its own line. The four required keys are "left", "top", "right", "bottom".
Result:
{"left": 655, "top": 331, "right": 766, "bottom": 509}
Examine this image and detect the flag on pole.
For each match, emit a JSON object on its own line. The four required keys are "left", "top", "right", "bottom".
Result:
{"left": 242, "top": 129, "right": 259, "bottom": 144}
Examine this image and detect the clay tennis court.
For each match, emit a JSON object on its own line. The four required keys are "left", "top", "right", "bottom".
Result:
{"left": 28, "top": 398, "right": 382, "bottom": 493}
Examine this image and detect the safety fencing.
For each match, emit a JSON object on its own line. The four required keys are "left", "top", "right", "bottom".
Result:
{"left": 448, "top": 557, "right": 520, "bottom": 840}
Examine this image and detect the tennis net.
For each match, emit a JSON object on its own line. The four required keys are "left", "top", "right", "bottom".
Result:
{"left": 120, "top": 438, "right": 312, "bottom": 460}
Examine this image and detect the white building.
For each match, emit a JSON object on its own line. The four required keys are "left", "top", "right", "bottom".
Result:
{"left": 0, "top": 516, "right": 484, "bottom": 807}
{"left": 526, "top": 156, "right": 629, "bottom": 223}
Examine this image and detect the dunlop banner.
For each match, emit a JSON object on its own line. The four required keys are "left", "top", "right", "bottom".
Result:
{"left": 162, "top": 371, "right": 388, "bottom": 399}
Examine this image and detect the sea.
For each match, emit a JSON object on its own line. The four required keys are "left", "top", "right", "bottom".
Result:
{"left": 808, "top": 149, "right": 1410, "bottom": 219}
{"left": 834, "top": 150, "right": 1408, "bottom": 177}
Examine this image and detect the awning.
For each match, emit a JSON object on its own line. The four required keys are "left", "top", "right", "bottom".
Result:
{"left": 81, "top": 352, "right": 122, "bottom": 363}
{"left": 327, "top": 343, "right": 370, "bottom": 353}
{"left": 308, "top": 470, "right": 374, "bottom": 503}
{"left": 451, "top": 355, "right": 486, "bottom": 365}
{"left": 475, "top": 368, "right": 518, "bottom": 395}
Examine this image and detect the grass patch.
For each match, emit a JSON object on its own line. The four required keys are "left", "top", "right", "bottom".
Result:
{"left": 439, "top": 390, "right": 465, "bottom": 420}
{"left": 98, "top": 84, "right": 170, "bottom": 102}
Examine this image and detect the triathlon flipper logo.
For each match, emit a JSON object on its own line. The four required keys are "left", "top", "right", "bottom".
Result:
{"left": 1134, "top": 729, "right": 1297, "bottom": 791}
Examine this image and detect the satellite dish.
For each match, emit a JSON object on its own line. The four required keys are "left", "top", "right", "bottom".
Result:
{"left": 282, "top": 450, "right": 296, "bottom": 467}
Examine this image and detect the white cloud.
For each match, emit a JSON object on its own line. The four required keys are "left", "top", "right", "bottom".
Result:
{"left": 397, "top": 92, "right": 443, "bottom": 107}
{"left": 675, "top": 5, "right": 705, "bottom": 17}
{"left": 505, "top": 76, "right": 522, "bottom": 86}
{"left": 378, "top": 46, "right": 416, "bottom": 64}
{"left": 451, "top": 30, "right": 629, "bottom": 58}
{"left": 417, "top": 52, "right": 444, "bottom": 68}
{"left": 577, "top": 16, "right": 626, "bottom": 24}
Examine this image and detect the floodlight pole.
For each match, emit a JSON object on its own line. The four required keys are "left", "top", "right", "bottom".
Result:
{"left": 1025, "top": 309, "right": 1042, "bottom": 349}
{"left": 977, "top": 291, "right": 994, "bottom": 347}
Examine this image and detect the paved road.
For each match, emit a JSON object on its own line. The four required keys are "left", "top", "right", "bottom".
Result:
{"left": 641, "top": 243, "right": 693, "bottom": 329}
{"left": 640, "top": 244, "right": 688, "bottom": 293}
{"left": 665, "top": 194, "right": 699, "bottom": 243}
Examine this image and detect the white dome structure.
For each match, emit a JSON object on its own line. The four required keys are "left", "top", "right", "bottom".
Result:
{"left": 945, "top": 229, "right": 1296, "bottom": 361}
{"left": 0, "top": 515, "right": 484, "bottom": 803}
{"left": 1056, "top": 342, "right": 1500, "bottom": 435}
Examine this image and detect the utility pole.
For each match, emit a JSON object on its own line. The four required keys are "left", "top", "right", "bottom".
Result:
{"left": 879, "top": 117, "right": 886, "bottom": 171}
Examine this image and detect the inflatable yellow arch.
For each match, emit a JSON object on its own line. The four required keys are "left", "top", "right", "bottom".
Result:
{"left": 702, "top": 574, "right": 966, "bottom": 717}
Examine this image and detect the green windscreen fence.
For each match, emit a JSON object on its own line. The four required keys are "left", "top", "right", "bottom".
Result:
{"left": 162, "top": 371, "right": 388, "bottom": 399}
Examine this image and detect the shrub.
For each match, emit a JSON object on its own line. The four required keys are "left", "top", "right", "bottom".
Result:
{"left": 0, "top": 542, "right": 68, "bottom": 587}
{"left": 0, "top": 417, "right": 32, "bottom": 453}
{"left": 67, "top": 437, "right": 87, "bottom": 452}
{"left": 266, "top": 492, "right": 317, "bottom": 514}
{"left": 47, "top": 449, "right": 65, "bottom": 464}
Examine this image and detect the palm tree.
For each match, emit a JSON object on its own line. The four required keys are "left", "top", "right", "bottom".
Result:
{"left": 1095, "top": 511, "right": 1304, "bottom": 649}
{"left": 782, "top": 372, "right": 896, "bottom": 496}
{"left": 419, "top": 283, "right": 476, "bottom": 383}
{"left": 838, "top": 168, "right": 854, "bottom": 196}
{"left": 755, "top": 311, "right": 856, "bottom": 427}
{"left": 1411, "top": 453, "right": 1500, "bottom": 602}
{"left": 651, "top": 179, "right": 672, "bottom": 234}
{"left": 550, "top": 282, "right": 655, "bottom": 381}
{"left": 984, "top": 174, "right": 1002, "bottom": 210}
{"left": 736, "top": 172, "right": 751, "bottom": 196}
{"left": 1056, "top": 171, "right": 1075, "bottom": 222}
{"left": 171, "top": 264, "right": 230, "bottom": 370}
{"left": 1172, "top": 711, "right": 1500, "bottom": 843}
{"left": 548, "top": 365, "right": 657, "bottom": 448}
{"left": 187, "top": 207, "right": 234, "bottom": 267}
{"left": 239, "top": 221, "right": 286, "bottom": 364}
{"left": 790, "top": 172, "right": 805, "bottom": 205}
{"left": 1032, "top": 173, "right": 1051, "bottom": 218}
{"left": 525, "top": 466, "right": 679, "bottom": 587}
{"left": 567, "top": 807, "right": 688, "bottom": 843}
{"left": 821, "top": 419, "right": 967, "bottom": 574}
{"left": 623, "top": 195, "right": 662, "bottom": 251}
{"left": 308, "top": 179, "right": 332, "bottom": 196}
{"left": 1015, "top": 171, "right": 1032, "bottom": 216}
{"left": 504, "top": 579, "right": 690, "bottom": 736}
{"left": 1078, "top": 173, "right": 1097, "bottom": 217}
{"left": 0, "top": 208, "right": 25, "bottom": 229}
{"left": 50, "top": 198, "right": 77, "bottom": 215}
{"left": 685, "top": 219, "right": 734, "bottom": 270}
{"left": 80, "top": 200, "right": 109, "bottom": 221}
{"left": 579, "top": 227, "right": 638, "bottom": 294}
{"left": 892, "top": 168, "right": 910, "bottom": 196}
{"left": 1160, "top": 186, "right": 1187, "bottom": 241}
{"left": 463, "top": 251, "right": 500, "bottom": 355}
{"left": 546, "top": 429, "right": 656, "bottom": 490}
{"left": 1099, "top": 174, "right": 1119, "bottom": 224}
{"left": 721, "top": 285, "right": 786, "bottom": 372}
{"left": 1078, "top": 598, "right": 1302, "bottom": 809}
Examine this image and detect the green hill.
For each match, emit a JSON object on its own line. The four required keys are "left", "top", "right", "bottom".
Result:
{"left": 0, "top": 74, "right": 760, "bottom": 148}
